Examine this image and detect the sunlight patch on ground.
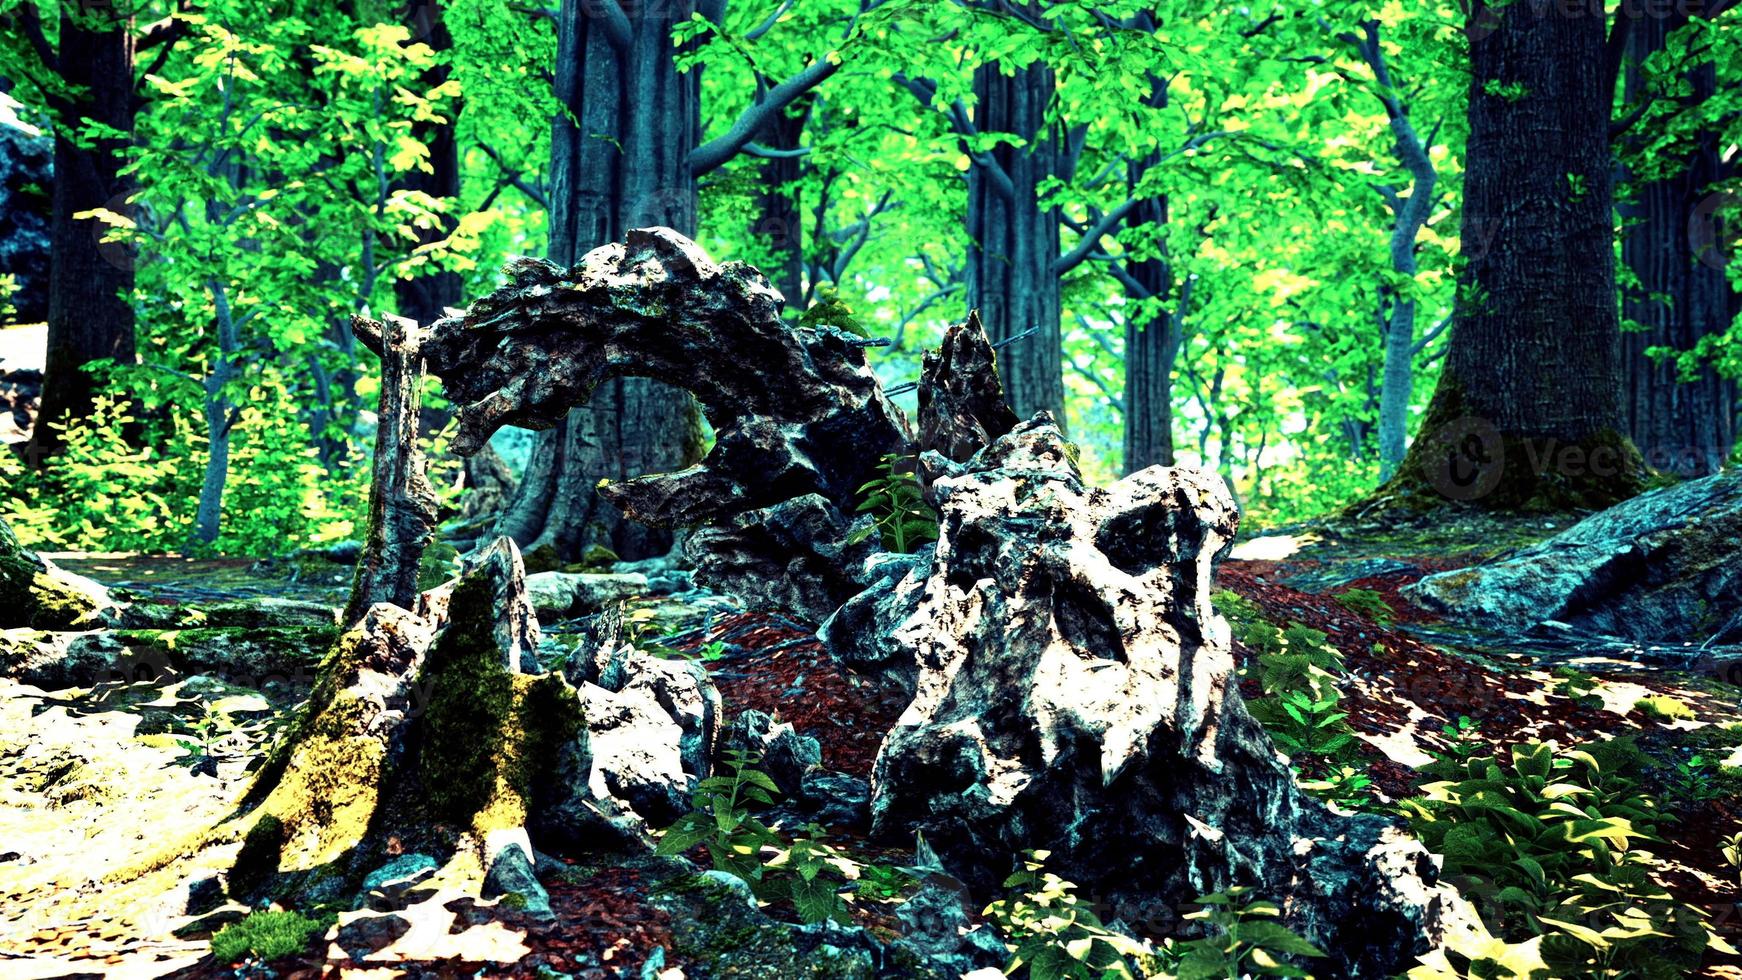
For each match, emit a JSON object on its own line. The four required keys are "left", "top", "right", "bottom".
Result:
{"left": 1229, "top": 533, "right": 1310, "bottom": 561}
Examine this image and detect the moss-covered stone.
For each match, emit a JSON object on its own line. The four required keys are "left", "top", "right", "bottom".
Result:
{"left": 111, "top": 626, "right": 337, "bottom": 680}
{"left": 0, "top": 517, "right": 107, "bottom": 629}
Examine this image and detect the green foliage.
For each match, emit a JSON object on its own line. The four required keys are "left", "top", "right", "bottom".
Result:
{"left": 984, "top": 856, "right": 1324, "bottom": 980}
{"left": 1552, "top": 669, "right": 1604, "bottom": 711}
{"left": 1333, "top": 588, "right": 1395, "bottom": 627}
{"left": 656, "top": 751, "right": 896, "bottom": 926}
{"left": 209, "top": 907, "right": 334, "bottom": 964}
{"left": 983, "top": 851, "right": 1159, "bottom": 980}
{"left": 1402, "top": 741, "right": 1734, "bottom": 978}
{"left": 850, "top": 454, "right": 940, "bottom": 554}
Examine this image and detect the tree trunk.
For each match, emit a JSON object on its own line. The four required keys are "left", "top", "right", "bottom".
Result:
{"left": 497, "top": 0, "right": 704, "bottom": 565}
{"left": 966, "top": 60, "right": 1064, "bottom": 423}
{"left": 752, "top": 100, "right": 809, "bottom": 318}
{"left": 25, "top": 5, "right": 137, "bottom": 466}
{"left": 193, "top": 280, "right": 238, "bottom": 546}
{"left": 345, "top": 315, "right": 439, "bottom": 626}
{"left": 393, "top": 0, "right": 464, "bottom": 329}
{"left": 1618, "top": 12, "right": 1738, "bottom": 477}
{"left": 1391, "top": 2, "right": 1645, "bottom": 509}
{"left": 1121, "top": 185, "right": 1181, "bottom": 473}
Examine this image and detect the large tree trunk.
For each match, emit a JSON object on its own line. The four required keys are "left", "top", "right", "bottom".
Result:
{"left": 25, "top": 5, "right": 137, "bottom": 466}
{"left": 1391, "top": 2, "right": 1645, "bottom": 509}
{"left": 496, "top": 0, "right": 703, "bottom": 566}
{"left": 752, "top": 100, "right": 809, "bottom": 318}
{"left": 393, "top": 0, "right": 464, "bottom": 329}
{"left": 966, "top": 60, "right": 1064, "bottom": 423}
{"left": 1121, "top": 182, "right": 1181, "bottom": 473}
{"left": 1618, "top": 13, "right": 1738, "bottom": 477}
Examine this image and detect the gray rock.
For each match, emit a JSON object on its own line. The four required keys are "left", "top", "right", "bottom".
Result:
{"left": 866, "top": 416, "right": 1472, "bottom": 978}
{"left": 819, "top": 552, "right": 930, "bottom": 699}
{"left": 720, "top": 709, "right": 822, "bottom": 797}
{"left": 1278, "top": 558, "right": 1418, "bottom": 593}
{"left": 361, "top": 853, "right": 439, "bottom": 892}
{"left": 525, "top": 571, "right": 649, "bottom": 619}
{"left": 797, "top": 771, "right": 871, "bottom": 830}
{"left": 688, "top": 493, "right": 884, "bottom": 625}
{"left": 482, "top": 833, "right": 552, "bottom": 918}
{"left": 1410, "top": 469, "right": 1742, "bottom": 643}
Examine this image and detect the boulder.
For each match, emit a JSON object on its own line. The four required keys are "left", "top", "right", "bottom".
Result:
{"left": 562, "top": 610, "right": 723, "bottom": 823}
{"left": 819, "top": 552, "right": 930, "bottom": 698}
{"left": 719, "top": 709, "right": 822, "bottom": 797}
{"left": 1409, "top": 470, "right": 1742, "bottom": 644}
{"left": 914, "top": 312, "right": 1018, "bottom": 502}
{"left": 865, "top": 416, "right": 1469, "bottom": 978}
{"left": 688, "top": 494, "right": 882, "bottom": 626}
{"left": 525, "top": 570, "right": 649, "bottom": 620}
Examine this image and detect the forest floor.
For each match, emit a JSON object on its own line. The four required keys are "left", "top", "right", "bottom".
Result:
{"left": 3, "top": 509, "right": 1742, "bottom": 978}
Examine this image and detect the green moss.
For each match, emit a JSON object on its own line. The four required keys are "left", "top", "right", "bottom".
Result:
{"left": 111, "top": 626, "right": 337, "bottom": 678}
{"left": 563, "top": 543, "right": 621, "bottom": 573}
{"left": 1634, "top": 695, "right": 1697, "bottom": 723}
{"left": 1372, "top": 377, "right": 1650, "bottom": 515}
{"left": 209, "top": 908, "right": 334, "bottom": 963}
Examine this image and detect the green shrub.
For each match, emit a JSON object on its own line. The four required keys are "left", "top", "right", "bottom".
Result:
{"left": 1402, "top": 741, "right": 1733, "bottom": 978}
{"left": 849, "top": 453, "right": 939, "bottom": 554}
{"left": 209, "top": 908, "right": 333, "bottom": 963}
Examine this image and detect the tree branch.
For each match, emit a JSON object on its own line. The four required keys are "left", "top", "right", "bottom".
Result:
{"left": 691, "top": 57, "right": 839, "bottom": 177}
{"left": 1054, "top": 199, "right": 1140, "bottom": 276}
{"left": 745, "top": 0, "right": 794, "bottom": 41}
{"left": 593, "top": 0, "right": 634, "bottom": 54}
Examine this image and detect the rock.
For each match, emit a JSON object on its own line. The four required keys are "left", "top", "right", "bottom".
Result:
{"left": 819, "top": 553, "right": 931, "bottom": 699}
{"left": 865, "top": 416, "right": 1469, "bottom": 977}
{"left": 482, "top": 830, "right": 553, "bottom": 918}
{"left": 577, "top": 678, "right": 697, "bottom": 823}
{"left": 720, "top": 710, "right": 822, "bottom": 797}
{"left": 361, "top": 853, "right": 439, "bottom": 892}
{"left": 0, "top": 516, "right": 112, "bottom": 629}
{"left": 1409, "top": 469, "right": 1742, "bottom": 644}
{"left": 914, "top": 312, "right": 1019, "bottom": 502}
{"left": 525, "top": 570, "right": 649, "bottom": 619}
{"left": 422, "top": 228, "right": 913, "bottom": 619}
{"left": 1278, "top": 558, "right": 1419, "bottom": 593}
{"left": 688, "top": 494, "right": 883, "bottom": 625}
{"left": 796, "top": 771, "right": 872, "bottom": 831}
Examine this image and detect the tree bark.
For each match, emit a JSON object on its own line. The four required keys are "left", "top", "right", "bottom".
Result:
{"left": 25, "top": 4, "right": 138, "bottom": 466}
{"left": 752, "top": 100, "right": 809, "bottom": 318}
{"left": 498, "top": 0, "right": 706, "bottom": 565}
{"left": 1391, "top": 1, "right": 1645, "bottom": 509}
{"left": 393, "top": 0, "right": 464, "bottom": 329}
{"left": 1618, "top": 12, "right": 1738, "bottom": 477}
{"left": 1120, "top": 176, "right": 1182, "bottom": 473}
{"left": 966, "top": 59, "right": 1064, "bottom": 423}
{"left": 345, "top": 314, "right": 439, "bottom": 626}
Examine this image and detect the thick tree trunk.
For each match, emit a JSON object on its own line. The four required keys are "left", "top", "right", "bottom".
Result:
{"left": 393, "top": 0, "right": 464, "bottom": 329}
{"left": 1618, "top": 13, "right": 1738, "bottom": 477}
{"left": 497, "top": 0, "right": 703, "bottom": 565}
{"left": 1391, "top": 2, "right": 1645, "bottom": 509}
{"left": 752, "top": 101, "right": 809, "bottom": 318}
{"left": 966, "top": 60, "right": 1064, "bottom": 423}
{"left": 1121, "top": 186, "right": 1181, "bottom": 473}
{"left": 25, "top": 5, "right": 137, "bottom": 466}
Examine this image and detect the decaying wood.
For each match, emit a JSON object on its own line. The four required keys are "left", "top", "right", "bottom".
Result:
{"left": 344, "top": 313, "right": 439, "bottom": 626}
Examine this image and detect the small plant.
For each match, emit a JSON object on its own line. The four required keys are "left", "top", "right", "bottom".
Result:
{"left": 657, "top": 748, "right": 783, "bottom": 886}
{"left": 1662, "top": 753, "right": 1724, "bottom": 804}
{"left": 1297, "top": 765, "right": 1377, "bottom": 811}
{"left": 984, "top": 851, "right": 1157, "bottom": 980}
{"left": 173, "top": 701, "right": 239, "bottom": 777}
{"left": 1334, "top": 587, "right": 1396, "bottom": 627}
{"left": 1259, "top": 689, "right": 1356, "bottom": 761}
{"left": 1721, "top": 830, "right": 1742, "bottom": 888}
{"left": 210, "top": 908, "right": 334, "bottom": 964}
{"left": 764, "top": 826, "right": 856, "bottom": 925}
{"left": 1633, "top": 694, "right": 1695, "bottom": 723}
{"left": 1551, "top": 668, "right": 1604, "bottom": 710}
{"left": 1167, "top": 886, "right": 1326, "bottom": 978}
{"left": 849, "top": 454, "right": 939, "bottom": 554}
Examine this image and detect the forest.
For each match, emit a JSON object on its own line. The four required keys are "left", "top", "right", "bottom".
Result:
{"left": 0, "top": 0, "right": 1740, "bottom": 977}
